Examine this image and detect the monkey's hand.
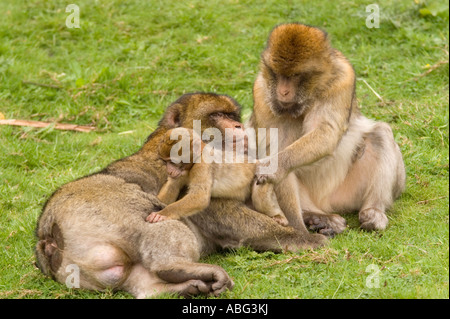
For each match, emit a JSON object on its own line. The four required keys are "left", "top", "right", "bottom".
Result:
{"left": 146, "top": 212, "right": 170, "bottom": 223}
{"left": 255, "top": 157, "right": 288, "bottom": 185}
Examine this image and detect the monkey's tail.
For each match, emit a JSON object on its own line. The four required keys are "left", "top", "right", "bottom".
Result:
{"left": 35, "top": 213, "right": 64, "bottom": 279}
{"left": 34, "top": 239, "right": 52, "bottom": 277}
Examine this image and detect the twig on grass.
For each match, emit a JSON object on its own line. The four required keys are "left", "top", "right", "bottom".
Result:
{"left": 359, "top": 79, "right": 384, "bottom": 103}
{"left": 265, "top": 256, "right": 301, "bottom": 268}
{"left": 264, "top": 249, "right": 338, "bottom": 268}
{"left": 416, "top": 196, "right": 447, "bottom": 205}
{"left": 406, "top": 244, "right": 428, "bottom": 254}
{"left": 0, "top": 119, "right": 95, "bottom": 133}
{"left": 409, "top": 60, "right": 449, "bottom": 82}
{"left": 240, "top": 280, "right": 251, "bottom": 294}
{"left": 22, "top": 80, "right": 62, "bottom": 89}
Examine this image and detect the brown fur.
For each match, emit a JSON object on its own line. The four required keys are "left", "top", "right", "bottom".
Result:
{"left": 250, "top": 23, "right": 405, "bottom": 235}
{"left": 35, "top": 92, "right": 326, "bottom": 298}
{"left": 264, "top": 23, "right": 330, "bottom": 76}
{"left": 147, "top": 129, "right": 288, "bottom": 226}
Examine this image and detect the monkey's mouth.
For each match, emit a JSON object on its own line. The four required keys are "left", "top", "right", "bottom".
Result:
{"left": 271, "top": 100, "right": 306, "bottom": 117}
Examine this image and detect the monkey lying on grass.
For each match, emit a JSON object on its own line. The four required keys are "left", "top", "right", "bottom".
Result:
{"left": 36, "top": 92, "right": 325, "bottom": 299}
{"left": 146, "top": 126, "right": 289, "bottom": 226}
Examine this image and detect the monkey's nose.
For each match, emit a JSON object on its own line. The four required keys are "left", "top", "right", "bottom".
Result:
{"left": 277, "top": 88, "right": 290, "bottom": 97}
{"left": 277, "top": 91, "right": 294, "bottom": 103}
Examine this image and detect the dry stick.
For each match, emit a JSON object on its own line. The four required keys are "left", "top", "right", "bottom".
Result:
{"left": 360, "top": 79, "right": 384, "bottom": 102}
{"left": 0, "top": 119, "right": 95, "bottom": 133}
{"left": 22, "top": 80, "right": 62, "bottom": 89}
{"left": 416, "top": 196, "right": 447, "bottom": 205}
{"left": 410, "top": 60, "right": 449, "bottom": 82}
{"left": 265, "top": 256, "right": 299, "bottom": 268}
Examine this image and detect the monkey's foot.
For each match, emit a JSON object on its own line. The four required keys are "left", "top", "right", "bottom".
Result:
{"left": 177, "top": 280, "right": 212, "bottom": 297}
{"left": 359, "top": 208, "right": 388, "bottom": 231}
{"left": 178, "top": 276, "right": 233, "bottom": 298}
{"left": 209, "top": 270, "right": 235, "bottom": 297}
{"left": 303, "top": 212, "right": 347, "bottom": 237}
{"left": 186, "top": 268, "right": 234, "bottom": 297}
{"left": 156, "top": 263, "right": 234, "bottom": 297}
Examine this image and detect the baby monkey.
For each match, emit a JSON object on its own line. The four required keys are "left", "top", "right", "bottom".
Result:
{"left": 146, "top": 125, "right": 288, "bottom": 226}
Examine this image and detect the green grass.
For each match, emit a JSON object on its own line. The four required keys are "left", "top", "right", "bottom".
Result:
{"left": 0, "top": 0, "right": 448, "bottom": 299}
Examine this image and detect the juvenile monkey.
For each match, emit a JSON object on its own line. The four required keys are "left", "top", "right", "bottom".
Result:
{"left": 250, "top": 23, "right": 405, "bottom": 235}
{"left": 146, "top": 128, "right": 288, "bottom": 226}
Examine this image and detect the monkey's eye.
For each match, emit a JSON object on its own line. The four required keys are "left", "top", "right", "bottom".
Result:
{"left": 210, "top": 112, "right": 240, "bottom": 123}
{"left": 303, "top": 70, "right": 323, "bottom": 78}
{"left": 210, "top": 112, "right": 227, "bottom": 120}
{"left": 267, "top": 67, "right": 276, "bottom": 78}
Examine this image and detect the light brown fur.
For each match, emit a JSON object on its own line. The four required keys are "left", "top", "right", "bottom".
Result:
{"left": 147, "top": 129, "right": 288, "bottom": 226}
{"left": 250, "top": 23, "right": 406, "bottom": 235}
{"left": 35, "top": 92, "right": 326, "bottom": 298}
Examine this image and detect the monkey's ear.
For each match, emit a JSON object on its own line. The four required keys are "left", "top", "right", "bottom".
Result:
{"left": 160, "top": 103, "right": 183, "bottom": 128}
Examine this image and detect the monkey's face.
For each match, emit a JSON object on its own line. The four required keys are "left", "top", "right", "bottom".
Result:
{"left": 160, "top": 93, "right": 248, "bottom": 159}
{"left": 162, "top": 93, "right": 242, "bottom": 131}
{"left": 166, "top": 93, "right": 246, "bottom": 145}
{"left": 262, "top": 62, "right": 327, "bottom": 118}
{"left": 185, "top": 94, "right": 242, "bottom": 133}
{"left": 261, "top": 23, "right": 330, "bottom": 118}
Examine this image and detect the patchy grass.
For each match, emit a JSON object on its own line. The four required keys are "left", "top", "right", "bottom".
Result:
{"left": 0, "top": 0, "right": 448, "bottom": 299}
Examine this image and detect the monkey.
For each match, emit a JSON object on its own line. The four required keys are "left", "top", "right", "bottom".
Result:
{"left": 145, "top": 127, "right": 289, "bottom": 226}
{"left": 249, "top": 23, "right": 406, "bottom": 236}
{"left": 35, "top": 92, "right": 326, "bottom": 299}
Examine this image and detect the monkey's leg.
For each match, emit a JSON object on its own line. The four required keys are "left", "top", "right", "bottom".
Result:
{"left": 330, "top": 122, "right": 405, "bottom": 231}
{"left": 48, "top": 228, "right": 227, "bottom": 299}
{"left": 135, "top": 221, "right": 233, "bottom": 297}
{"left": 157, "top": 175, "right": 188, "bottom": 205}
{"left": 154, "top": 163, "right": 213, "bottom": 220}
{"left": 252, "top": 182, "right": 289, "bottom": 226}
{"left": 121, "top": 263, "right": 212, "bottom": 298}
{"left": 190, "top": 198, "right": 327, "bottom": 252}
{"left": 154, "top": 259, "right": 234, "bottom": 297}
{"left": 298, "top": 182, "right": 347, "bottom": 236}
{"left": 357, "top": 123, "right": 405, "bottom": 231}
{"left": 275, "top": 173, "right": 345, "bottom": 236}
{"left": 302, "top": 211, "right": 347, "bottom": 237}
{"left": 274, "top": 172, "right": 312, "bottom": 231}
{"left": 47, "top": 241, "right": 136, "bottom": 294}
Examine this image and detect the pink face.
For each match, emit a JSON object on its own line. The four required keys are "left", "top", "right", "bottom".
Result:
{"left": 276, "top": 75, "right": 297, "bottom": 105}
{"left": 210, "top": 112, "right": 248, "bottom": 151}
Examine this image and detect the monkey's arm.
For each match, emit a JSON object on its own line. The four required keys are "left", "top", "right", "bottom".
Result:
{"left": 282, "top": 121, "right": 344, "bottom": 168}
{"left": 154, "top": 163, "right": 213, "bottom": 220}
{"left": 157, "top": 175, "right": 188, "bottom": 204}
{"left": 257, "top": 100, "right": 351, "bottom": 184}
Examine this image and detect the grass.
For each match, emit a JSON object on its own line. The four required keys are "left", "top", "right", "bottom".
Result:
{"left": 0, "top": 0, "right": 448, "bottom": 299}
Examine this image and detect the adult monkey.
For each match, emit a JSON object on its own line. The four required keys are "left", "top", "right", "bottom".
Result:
{"left": 35, "top": 92, "right": 326, "bottom": 299}
{"left": 251, "top": 23, "right": 405, "bottom": 235}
